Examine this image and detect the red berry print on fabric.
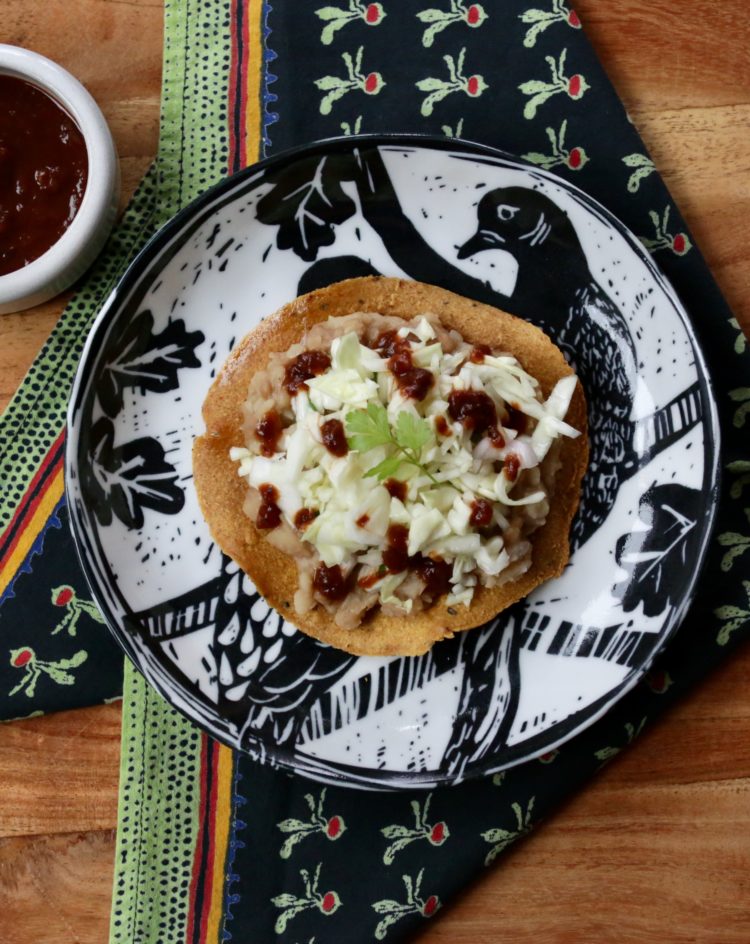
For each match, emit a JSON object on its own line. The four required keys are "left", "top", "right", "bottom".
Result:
{"left": 538, "top": 748, "right": 559, "bottom": 764}
{"left": 646, "top": 669, "right": 673, "bottom": 694}
{"left": 416, "top": 47, "right": 487, "bottom": 116}
{"left": 519, "top": 0, "right": 581, "bottom": 48}
{"left": 50, "top": 584, "right": 105, "bottom": 636}
{"left": 277, "top": 788, "right": 347, "bottom": 859}
{"left": 272, "top": 863, "right": 341, "bottom": 934}
{"left": 326, "top": 814, "right": 344, "bottom": 838}
{"left": 568, "top": 146, "right": 584, "bottom": 168}
{"left": 567, "top": 73, "right": 582, "bottom": 98}
{"left": 315, "top": 47, "right": 385, "bottom": 114}
{"left": 364, "top": 2, "right": 385, "bottom": 24}
{"left": 381, "top": 794, "right": 450, "bottom": 864}
{"left": 320, "top": 891, "right": 341, "bottom": 913}
{"left": 640, "top": 206, "right": 692, "bottom": 256}
{"left": 417, "top": 1, "right": 487, "bottom": 49}
{"left": 8, "top": 647, "right": 88, "bottom": 698}
{"left": 522, "top": 119, "right": 589, "bottom": 171}
{"left": 481, "top": 797, "right": 535, "bottom": 866}
{"left": 364, "top": 71, "right": 382, "bottom": 93}
{"left": 54, "top": 586, "right": 74, "bottom": 606}
{"left": 422, "top": 895, "right": 439, "bottom": 916}
{"left": 316, "top": 1, "right": 386, "bottom": 45}
{"left": 429, "top": 821, "right": 446, "bottom": 844}
{"left": 519, "top": 49, "right": 589, "bottom": 120}
{"left": 372, "top": 869, "right": 440, "bottom": 939}
{"left": 12, "top": 648, "right": 33, "bottom": 668}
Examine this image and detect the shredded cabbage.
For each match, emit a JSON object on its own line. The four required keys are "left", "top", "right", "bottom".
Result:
{"left": 231, "top": 312, "right": 581, "bottom": 613}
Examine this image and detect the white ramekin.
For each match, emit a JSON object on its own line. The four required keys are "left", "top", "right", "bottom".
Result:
{"left": 0, "top": 45, "right": 120, "bottom": 314}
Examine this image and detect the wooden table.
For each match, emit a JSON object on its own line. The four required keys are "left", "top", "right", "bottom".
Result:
{"left": 1, "top": 2, "right": 749, "bottom": 941}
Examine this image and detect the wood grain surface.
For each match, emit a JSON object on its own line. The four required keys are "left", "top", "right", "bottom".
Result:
{"left": 1, "top": 1, "right": 748, "bottom": 941}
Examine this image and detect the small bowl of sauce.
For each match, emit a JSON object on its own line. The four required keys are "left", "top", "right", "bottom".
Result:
{"left": 0, "top": 45, "right": 119, "bottom": 314}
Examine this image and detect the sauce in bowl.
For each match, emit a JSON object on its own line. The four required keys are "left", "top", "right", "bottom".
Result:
{"left": 0, "top": 75, "right": 88, "bottom": 276}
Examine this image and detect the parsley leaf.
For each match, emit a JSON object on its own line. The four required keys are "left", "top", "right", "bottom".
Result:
{"left": 395, "top": 411, "right": 432, "bottom": 453}
{"left": 346, "top": 405, "right": 442, "bottom": 485}
{"left": 345, "top": 402, "right": 392, "bottom": 453}
{"left": 364, "top": 455, "right": 403, "bottom": 480}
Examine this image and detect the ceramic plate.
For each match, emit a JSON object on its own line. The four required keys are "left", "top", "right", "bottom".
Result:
{"left": 66, "top": 137, "right": 720, "bottom": 789}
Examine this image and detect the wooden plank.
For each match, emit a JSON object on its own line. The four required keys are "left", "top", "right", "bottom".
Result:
{"left": 0, "top": 831, "right": 115, "bottom": 944}
{"left": 0, "top": 704, "right": 121, "bottom": 837}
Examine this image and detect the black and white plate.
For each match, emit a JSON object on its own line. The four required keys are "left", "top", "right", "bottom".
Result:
{"left": 66, "top": 137, "right": 720, "bottom": 789}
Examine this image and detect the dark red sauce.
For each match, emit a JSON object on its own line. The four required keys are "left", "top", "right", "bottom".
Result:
{"left": 294, "top": 507, "right": 317, "bottom": 531}
{"left": 255, "top": 409, "right": 283, "bottom": 457}
{"left": 447, "top": 390, "right": 497, "bottom": 435}
{"left": 383, "top": 523, "right": 410, "bottom": 573}
{"left": 384, "top": 478, "right": 408, "bottom": 501}
{"left": 414, "top": 556, "right": 452, "bottom": 597}
{"left": 283, "top": 350, "right": 331, "bottom": 395}
{"left": 0, "top": 76, "right": 88, "bottom": 276}
{"left": 373, "top": 329, "right": 409, "bottom": 359}
{"left": 381, "top": 524, "right": 453, "bottom": 598}
{"left": 388, "top": 348, "right": 434, "bottom": 401}
{"left": 257, "top": 483, "right": 282, "bottom": 529}
{"left": 470, "top": 498, "right": 494, "bottom": 529}
{"left": 313, "top": 563, "right": 349, "bottom": 601}
{"left": 487, "top": 425, "right": 506, "bottom": 448}
{"left": 470, "top": 344, "right": 492, "bottom": 364}
{"left": 504, "top": 403, "right": 527, "bottom": 435}
{"left": 435, "top": 415, "right": 451, "bottom": 437}
{"left": 504, "top": 454, "right": 521, "bottom": 482}
{"left": 355, "top": 513, "right": 370, "bottom": 529}
{"left": 373, "top": 331, "right": 433, "bottom": 401}
{"left": 357, "top": 571, "right": 381, "bottom": 590}
{"left": 320, "top": 418, "right": 348, "bottom": 457}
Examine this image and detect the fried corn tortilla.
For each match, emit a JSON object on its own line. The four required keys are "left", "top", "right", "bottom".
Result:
{"left": 193, "top": 276, "right": 588, "bottom": 657}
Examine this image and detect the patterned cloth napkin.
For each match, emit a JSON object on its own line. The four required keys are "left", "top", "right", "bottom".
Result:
{"left": 1, "top": 1, "right": 749, "bottom": 942}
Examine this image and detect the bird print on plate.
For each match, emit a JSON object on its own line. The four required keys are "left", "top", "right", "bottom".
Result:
{"left": 457, "top": 186, "right": 638, "bottom": 547}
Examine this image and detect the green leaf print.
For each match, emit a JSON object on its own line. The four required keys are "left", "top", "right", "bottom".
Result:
{"left": 727, "top": 460, "right": 750, "bottom": 500}
{"left": 729, "top": 388, "right": 750, "bottom": 428}
{"left": 622, "top": 153, "right": 656, "bottom": 192}
{"left": 715, "top": 581, "right": 750, "bottom": 646}
{"left": 729, "top": 318, "right": 747, "bottom": 354}
{"left": 481, "top": 798, "right": 535, "bottom": 866}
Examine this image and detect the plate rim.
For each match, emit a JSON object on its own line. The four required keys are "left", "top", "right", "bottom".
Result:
{"left": 65, "top": 133, "right": 722, "bottom": 789}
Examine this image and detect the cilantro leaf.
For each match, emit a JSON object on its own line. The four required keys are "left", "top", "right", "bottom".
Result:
{"left": 345, "top": 402, "right": 392, "bottom": 453}
{"left": 364, "top": 455, "right": 404, "bottom": 480}
{"left": 346, "top": 405, "right": 450, "bottom": 489}
{"left": 394, "top": 412, "right": 432, "bottom": 454}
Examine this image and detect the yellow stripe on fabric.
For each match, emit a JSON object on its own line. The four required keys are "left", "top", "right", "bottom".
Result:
{"left": 245, "top": 0, "right": 264, "bottom": 165}
{"left": 0, "top": 467, "right": 64, "bottom": 598}
{"left": 205, "top": 744, "right": 235, "bottom": 943}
